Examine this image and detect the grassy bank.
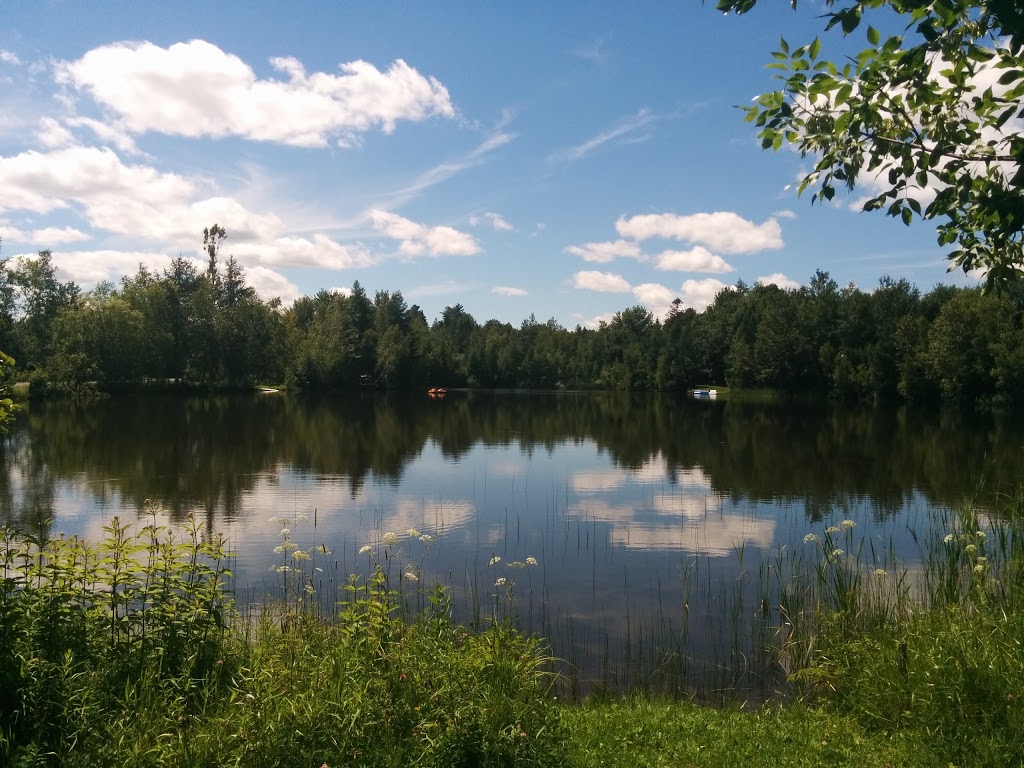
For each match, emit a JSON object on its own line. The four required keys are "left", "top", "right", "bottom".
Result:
{"left": 2, "top": 496, "right": 1022, "bottom": 767}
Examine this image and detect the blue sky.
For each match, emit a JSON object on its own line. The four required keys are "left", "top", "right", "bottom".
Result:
{"left": 0, "top": 1, "right": 977, "bottom": 327}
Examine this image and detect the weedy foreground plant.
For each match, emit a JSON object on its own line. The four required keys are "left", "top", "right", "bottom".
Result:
{"left": 777, "top": 496, "right": 1024, "bottom": 767}
{"left": 0, "top": 509, "right": 564, "bottom": 768}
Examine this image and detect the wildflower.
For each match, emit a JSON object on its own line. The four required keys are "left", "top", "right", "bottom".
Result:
{"left": 489, "top": 555, "right": 501, "bottom": 566}
{"left": 268, "top": 516, "right": 288, "bottom": 526}
{"left": 874, "top": 569, "right": 886, "bottom": 577}
{"left": 419, "top": 534, "right": 434, "bottom": 544}
{"left": 526, "top": 556, "right": 538, "bottom": 566}
{"left": 831, "top": 549, "right": 843, "bottom": 558}
{"left": 976, "top": 530, "right": 986, "bottom": 541}
{"left": 276, "top": 565, "right": 291, "bottom": 574}
{"left": 943, "top": 534, "right": 955, "bottom": 545}
{"left": 318, "top": 544, "right": 331, "bottom": 555}
{"left": 273, "top": 546, "right": 285, "bottom": 554}
{"left": 495, "top": 577, "right": 508, "bottom": 587}
{"left": 359, "top": 545, "right": 373, "bottom": 555}
{"left": 965, "top": 544, "right": 977, "bottom": 555}
{"left": 304, "top": 583, "right": 315, "bottom": 595}
{"left": 840, "top": 520, "right": 856, "bottom": 530}
{"left": 825, "top": 526, "right": 840, "bottom": 535}
{"left": 279, "top": 528, "right": 291, "bottom": 537}
{"left": 508, "top": 561, "right": 524, "bottom": 569}
{"left": 974, "top": 564, "right": 984, "bottom": 575}
{"left": 382, "top": 532, "right": 399, "bottom": 546}
{"left": 297, "top": 514, "right": 309, "bottom": 523}
{"left": 803, "top": 533, "right": 818, "bottom": 544}
{"left": 405, "top": 528, "right": 421, "bottom": 538}
{"left": 281, "top": 541, "right": 298, "bottom": 551}
{"left": 292, "top": 550, "right": 311, "bottom": 561}
{"left": 404, "top": 569, "right": 418, "bottom": 582}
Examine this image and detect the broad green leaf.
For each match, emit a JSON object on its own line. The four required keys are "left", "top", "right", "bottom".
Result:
{"left": 867, "top": 25, "right": 880, "bottom": 45}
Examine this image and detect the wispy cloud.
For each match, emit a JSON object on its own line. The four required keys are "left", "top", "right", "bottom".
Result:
{"left": 492, "top": 285, "right": 527, "bottom": 296}
{"left": 551, "top": 108, "right": 657, "bottom": 163}
{"left": 378, "top": 126, "right": 516, "bottom": 209}
{"left": 469, "top": 211, "right": 513, "bottom": 231}
{"left": 570, "top": 38, "right": 608, "bottom": 66}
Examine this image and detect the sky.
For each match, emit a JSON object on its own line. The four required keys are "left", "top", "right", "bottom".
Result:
{"left": 0, "top": 1, "right": 980, "bottom": 329}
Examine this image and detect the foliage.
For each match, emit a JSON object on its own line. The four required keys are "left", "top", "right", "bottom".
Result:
{"left": 716, "top": 0, "right": 1024, "bottom": 287}
{"left": 779, "top": 496, "right": 1024, "bottom": 767}
{"left": 0, "top": 351, "right": 19, "bottom": 433}
{"left": 0, "top": 515, "right": 565, "bottom": 768}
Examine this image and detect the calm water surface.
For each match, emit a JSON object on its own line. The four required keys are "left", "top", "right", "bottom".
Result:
{"left": 3, "top": 392, "right": 1023, "bottom": 697}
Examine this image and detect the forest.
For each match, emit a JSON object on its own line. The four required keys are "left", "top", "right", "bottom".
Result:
{"left": 2, "top": 235, "right": 1024, "bottom": 405}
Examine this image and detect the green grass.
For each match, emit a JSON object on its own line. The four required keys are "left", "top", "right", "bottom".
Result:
{"left": 563, "top": 697, "right": 938, "bottom": 768}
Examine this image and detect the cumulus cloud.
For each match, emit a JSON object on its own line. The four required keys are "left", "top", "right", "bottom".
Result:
{"left": 0, "top": 224, "right": 90, "bottom": 246}
{"left": 56, "top": 40, "right": 455, "bottom": 147}
{"left": 572, "top": 270, "right": 632, "bottom": 293}
{"left": 244, "top": 265, "right": 302, "bottom": 304}
{"left": 0, "top": 50, "right": 20, "bottom": 66}
{"left": 679, "top": 278, "right": 728, "bottom": 311}
{"left": 45, "top": 249, "right": 197, "bottom": 286}
{"left": 631, "top": 282, "right": 677, "bottom": 319}
{"left": 469, "top": 212, "right": 513, "bottom": 231}
{"left": 654, "top": 246, "right": 734, "bottom": 273}
{"left": 492, "top": 286, "right": 527, "bottom": 296}
{"left": 370, "top": 210, "right": 480, "bottom": 257}
{"left": 0, "top": 145, "right": 377, "bottom": 279}
{"left": 35, "top": 118, "right": 76, "bottom": 149}
{"left": 564, "top": 239, "right": 644, "bottom": 263}
{"left": 582, "top": 311, "right": 617, "bottom": 329}
{"left": 231, "top": 234, "right": 375, "bottom": 270}
{"left": 616, "top": 211, "right": 784, "bottom": 254}
{"left": 756, "top": 272, "right": 801, "bottom": 290}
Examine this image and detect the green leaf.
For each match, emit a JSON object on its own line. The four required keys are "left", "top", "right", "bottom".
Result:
{"left": 809, "top": 37, "right": 821, "bottom": 60}
{"left": 901, "top": 207, "right": 913, "bottom": 226}
{"left": 867, "top": 26, "right": 880, "bottom": 46}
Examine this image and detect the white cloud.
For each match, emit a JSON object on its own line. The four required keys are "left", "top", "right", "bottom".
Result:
{"left": 244, "top": 265, "right": 302, "bottom": 304}
{"left": 66, "top": 116, "right": 141, "bottom": 155}
{"left": 756, "top": 272, "right": 801, "bottom": 290}
{"left": 616, "top": 211, "right": 784, "bottom": 254}
{"left": 773, "top": 209, "right": 798, "bottom": 220}
{"left": 0, "top": 224, "right": 90, "bottom": 246}
{"left": 326, "top": 286, "right": 352, "bottom": 296}
{"left": 57, "top": 40, "right": 455, "bottom": 147}
{"left": 232, "top": 234, "right": 375, "bottom": 270}
{"left": 583, "top": 311, "right": 616, "bottom": 329}
{"left": 564, "top": 239, "right": 644, "bottom": 263}
{"left": 572, "top": 270, "right": 631, "bottom": 293}
{"left": 44, "top": 249, "right": 195, "bottom": 286}
{"left": 370, "top": 210, "right": 480, "bottom": 257}
{"left": 0, "top": 50, "right": 20, "bottom": 66}
{"left": 654, "top": 246, "right": 734, "bottom": 273}
{"left": 552, "top": 108, "right": 657, "bottom": 162}
{"left": 679, "top": 278, "right": 728, "bottom": 311}
{"left": 492, "top": 286, "right": 527, "bottom": 296}
{"left": 631, "top": 282, "right": 677, "bottom": 319}
{"left": 469, "top": 211, "right": 513, "bottom": 231}
{"left": 35, "top": 118, "right": 76, "bottom": 149}
{"left": 0, "top": 145, "right": 376, "bottom": 281}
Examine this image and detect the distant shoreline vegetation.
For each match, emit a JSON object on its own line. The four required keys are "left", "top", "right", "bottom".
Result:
{"left": 3, "top": 242, "right": 1024, "bottom": 406}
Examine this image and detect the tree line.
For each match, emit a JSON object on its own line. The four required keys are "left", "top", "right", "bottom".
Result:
{"left": 2, "top": 234, "right": 1023, "bottom": 405}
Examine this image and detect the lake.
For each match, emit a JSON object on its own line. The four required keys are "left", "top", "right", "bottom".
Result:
{"left": 3, "top": 391, "right": 1023, "bottom": 699}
